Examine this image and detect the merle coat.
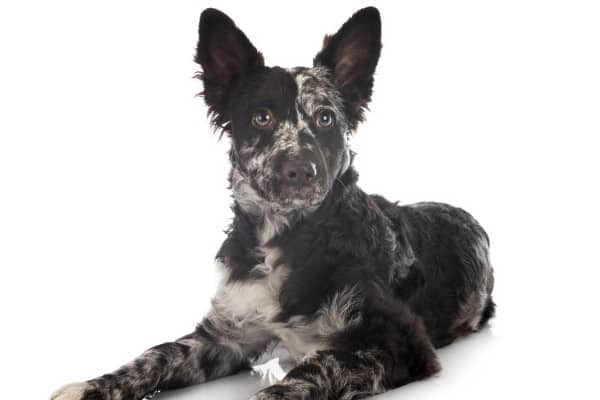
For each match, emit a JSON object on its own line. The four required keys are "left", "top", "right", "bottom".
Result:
{"left": 51, "top": 7, "right": 494, "bottom": 400}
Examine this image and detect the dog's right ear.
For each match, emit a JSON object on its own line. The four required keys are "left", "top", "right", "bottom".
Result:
{"left": 195, "top": 9, "right": 264, "bottom": 131}
{"left": 314, "top": 7, "right": 381, "bottom": 129}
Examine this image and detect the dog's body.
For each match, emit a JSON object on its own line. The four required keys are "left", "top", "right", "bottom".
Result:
{"left": 52, "top": 7, "right": 494, "bottom": 400}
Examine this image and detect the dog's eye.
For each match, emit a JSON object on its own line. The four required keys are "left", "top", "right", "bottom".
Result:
{"left": 252, "top": 109, "right": 275, "bottom": 129}
{"left": 315, "top": 109, "right": 335, "bottom": 129}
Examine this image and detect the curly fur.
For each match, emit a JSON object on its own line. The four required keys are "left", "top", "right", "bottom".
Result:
{"left": 50, "top": 7, "right": 494, "bottom": 400}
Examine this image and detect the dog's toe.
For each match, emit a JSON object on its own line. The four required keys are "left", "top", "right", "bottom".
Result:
{"left": 50, "top": 382, "right": 92, "bottom": 400}
{"left": 251, "top": 384, "right": 307, "bottom": 400}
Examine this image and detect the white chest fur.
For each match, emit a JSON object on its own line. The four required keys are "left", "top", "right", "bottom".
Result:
{"left": 212, "top": 256, "right": 288, "bottom": 326}
{"left": 211, "top": 255, "right": 363, "bottom": 362}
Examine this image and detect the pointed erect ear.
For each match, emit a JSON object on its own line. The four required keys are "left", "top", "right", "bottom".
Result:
{"left": 195, "top": 9, "right": 264, "bottom": 131}
{"left": 313, "top": 7, "right": 382, "bottom": 127}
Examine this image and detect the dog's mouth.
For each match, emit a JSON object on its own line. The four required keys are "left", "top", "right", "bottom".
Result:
{"left": 232, "top": 145, "right": 336, "bottom": 214}
{"left": 255, "top": 171, "right": 329, "bottom": 212}
{"left": 231, "top": 167, "right": 329, "bottom": 215}
{"left": 277, "top": 188, "right": 327, "bottom": 209}
{"left": 262, "top": 179, "right": 328, "bottom": 211}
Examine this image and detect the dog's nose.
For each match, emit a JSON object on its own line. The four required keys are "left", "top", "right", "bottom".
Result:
{"left": 281, "top": 160, "right": 317, "bottom": 186}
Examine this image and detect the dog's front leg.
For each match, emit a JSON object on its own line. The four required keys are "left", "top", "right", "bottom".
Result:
{"left": 253, "top": 346, "right": 438, "bottom": 400}
{"left": 252, "top": 297, "right": 441, "bottom": 400}
{"left": 51, "top": 316, "right": 272, "bottom": 400}
{"left": 251, "top": 350, "right": 385, "bottom": 400}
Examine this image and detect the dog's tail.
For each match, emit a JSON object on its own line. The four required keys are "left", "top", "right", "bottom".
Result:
{"left": 477, "top": 297, "right": 496, "bottom": 330}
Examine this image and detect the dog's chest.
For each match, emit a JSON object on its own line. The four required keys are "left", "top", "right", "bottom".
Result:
{"left": 214, "top": 249, "right": 287, "bottom": 323}
{"left": 213, "top": 247, "right": 329, "bottom": 359}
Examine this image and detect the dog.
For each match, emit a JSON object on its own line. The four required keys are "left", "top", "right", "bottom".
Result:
{"left": 51, "top": 7, "right": 495, "bottom": 400}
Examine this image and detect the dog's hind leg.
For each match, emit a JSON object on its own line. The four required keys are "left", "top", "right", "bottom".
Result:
{"left": 50, "top": 315, "right": 273, "bottom": 400}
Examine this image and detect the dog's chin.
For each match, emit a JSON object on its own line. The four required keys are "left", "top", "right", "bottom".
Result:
{"left": 270, "top": 191, "right": 326, "bottom": 213}
{"left": 278, "top": 195, "right": 322, "bottom": 210}
{"left": 260, "top": 183, "right": 328, "bottom": 213}
{"left": 232, "top": 170, "right": 328, "bottom": 216}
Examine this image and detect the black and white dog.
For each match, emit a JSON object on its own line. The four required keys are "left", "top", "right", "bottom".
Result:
{"left": 52, "top": 7, "right": 495, "bottom": 400}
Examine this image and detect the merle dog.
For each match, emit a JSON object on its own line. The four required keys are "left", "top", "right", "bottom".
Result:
{"left": 51, "top": 7, "right": 495, "bottom": 400}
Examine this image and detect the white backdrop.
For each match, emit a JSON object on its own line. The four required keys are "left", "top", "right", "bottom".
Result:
{"left": 1, "top": 1, "right": 599, "bottom": 399}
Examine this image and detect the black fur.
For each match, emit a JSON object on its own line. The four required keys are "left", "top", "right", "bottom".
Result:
{"left": 313, "top": 7, "right": 381, "bottom": 129}
{"left": 51, "top": 7, "right": 494, "bottom": 400}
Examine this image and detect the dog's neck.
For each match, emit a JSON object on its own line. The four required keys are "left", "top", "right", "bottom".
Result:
{"left": 229, "top": 165, "right": 358, "bottom": 245}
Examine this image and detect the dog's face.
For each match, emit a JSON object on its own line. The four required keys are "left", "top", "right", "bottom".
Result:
{"left": 195, "top": 8, "right": 381, "bottom": 213}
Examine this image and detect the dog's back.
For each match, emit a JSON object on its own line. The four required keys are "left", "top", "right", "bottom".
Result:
{"left": 372, "top": 195, "right": 495, "bottom": 347}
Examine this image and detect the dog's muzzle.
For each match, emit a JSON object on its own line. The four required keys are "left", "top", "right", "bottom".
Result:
{"left": 273, "top": 152, "right": 325, "bottom": 204}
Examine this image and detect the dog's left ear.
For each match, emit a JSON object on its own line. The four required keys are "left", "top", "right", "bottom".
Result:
{"left": 314, "top": 7, "right": 381, "bottom": 127}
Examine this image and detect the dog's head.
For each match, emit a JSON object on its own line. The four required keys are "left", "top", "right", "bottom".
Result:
{"left": 195, "top": 7, "right": 381, "bottom": 214}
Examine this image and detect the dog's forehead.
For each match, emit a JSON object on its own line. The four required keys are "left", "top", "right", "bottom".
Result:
{"left": 250, "top": 67, "right": 297, "bottom": 106}
{"left": 289, "top": 67, "right": 344, "bottom": 115}
{"left": 246, "top": 67, "right": 342, "bottom": 117}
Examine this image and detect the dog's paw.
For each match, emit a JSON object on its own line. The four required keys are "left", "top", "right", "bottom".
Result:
{"left": 50, "top": 382, "right": 93, "bottom": 400}
{"left": 250, "top": 384, "right": 308, "bottom": 400}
